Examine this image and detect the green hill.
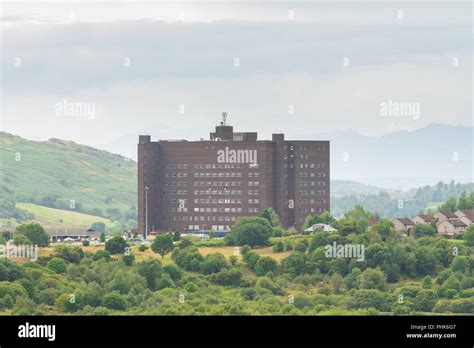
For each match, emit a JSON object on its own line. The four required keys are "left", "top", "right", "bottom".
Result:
{"left": 12, "top": 203, "right": 114, "bottom": 228}
{"left": 0, "top": 132, "right": 137, "bottom": 224}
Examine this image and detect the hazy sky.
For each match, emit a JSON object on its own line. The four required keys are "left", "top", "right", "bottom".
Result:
{"left": 1, "top": 1, "right": 472, "bottom": 147}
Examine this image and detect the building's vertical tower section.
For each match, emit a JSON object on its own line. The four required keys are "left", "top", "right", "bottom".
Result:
{"left": 137, "top": 135, "right": 149, "bottom": 236}
{"left": 292, "top": 140, "right": 330, "bottom": 228}
{"left": 138, "top": 135, "right": 160, "bottom": 237}
{"left": 272, "top": 134, "right": 292, "bottom": 227}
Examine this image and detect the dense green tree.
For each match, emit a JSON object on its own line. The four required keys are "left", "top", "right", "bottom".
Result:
{"left": 415, "top": 248, "right": 437, "bottom": 276}
{"left": 337, "top": 219, "right": 357, "bottom": 236}
{"left": 162, "top": 264, "right": 182, "bottom": 280}
{"left": 156, "top": 274, "right": 175, "bottom": 290}
{"left": 348, "top": 289, "right": 393, "bottom": 312}
{"left": 15, "top": 223, "right": 49, "bottom": 247}
{"left": 210, "top": 268, "right": 243, "bottom": 286}
{"left": 99, "top": 232, "right": 106, "bottom": 243}
{"left": 184, "top": 281, "right": 199, "bottom": 292}
{"left": 282, "top": 253, "right": 306, "bottom": 276}
{"left": 48, "top": 258, "right": 67, "bottom": 274}
{"left": 371, "top": 220, "right": 395, "bottom": 241}
{"left": 55, "top": 245, "right": 84, "bottom": 263}
{"left": 344, "top": 205, "right": 373, "bottom": 221}
{"left": 329, "top": 273, "right": 344, "bottom": 293}
{"left": 463, "top": 225, "right": 474, "bottom": 246}
{"left": 242, "top": 287, "right": 257, "bottom": 300}
{"left": 173, "top": 230, "right": 181, "bottom": 242}
{"left": 356, "top": 268, "right": 387, "bottom": 291}
{"left": 242, "top": 251, "right": 260, "bottom": 271}
{"left": 105, "top": 236, "right": 128, "bottom": 254}
{"left": 122, "top": 254, "right": 135, "bottom": 266}
{"left": 255, "top": 256, "right": 278, "bottom": 276}
{"left": 137, "top": 258, "right": 162, "bottom": 290}
{"left": 451, "top": 256, "right": 469, "bottom": 273}
{"left": 55, "top": 293, "right": 82, "bottom": 313}
{"left": 344, "top": 268, "right": 362, "bottom": 289}
{"left": 102, "top": 292, "right": 127, "bottom": 311}
{"left": 439, "top": 197, "right": 457, "bottom": 212}
{"left": 308, "top": 232, "right": 330, "bottom": 252}
{"left": 201, "top": 253, "right": 228, "bottom": 274}
{"left": 272, "top": 241, "right": 284, "bottom": 253}
{"left": 151, "top": 234, "right": 174, "bottom": 259}
{"left": 178, "top": 238, "right": 193, "bottom": 249}
{"left": 422, "top": 276, "right": 432, "bottom": 289}
{"left": 260, "top": 208, "right": 281, "bottom": 228}
{"left": 457, "top": 192, "right": 472, "bottom": 209}
{"left": 171, "top": 248, "right": 204, "bottom": 272}
{"left": 294, "top": 240, "right": 308, "bottom": 253}
{"left": 413, "top": 290, "right": 438, "bottom": 312}
{"left": 439, "top": 275, "right": 462, "bottom": 298}
{"left": 13, "top": 234, "right": 30, "bottom": 246}
{"left": 413, "top": 224, "right": 436, "bottom": 238}
{"left": 225, "top": 217, "right": 273, "bottom": 247}
{"left": 240, "top": 245, "right": 251, "bottom": 255}
{"left": 93, "top": 250, "right": 111, "bottom": 261}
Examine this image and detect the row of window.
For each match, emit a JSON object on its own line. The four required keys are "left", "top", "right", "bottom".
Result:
{"left": 161, "top": 180, "right": 325, "bottom": 188}
{"left": 163, "top": 207, "right": 244, "bottom": 213}
{"left": 194, "top": 181, "right": 242, "bottom": 187}
{"left": 297, "top": 199, "right": 327, "bottom": 204}
{"left": 283, "top": 145, "right": 327, "bottom": 152}
{"left": 298, "top": 172, "right": 327, "bottom": 178}
{"left": 188, "top": 225, "right": 229, "bottom": 231}
{"left": 162, "top": 173, "right": 188, "bottom": 178}
{"left": 194, "top": 190, "right": 242, "bottom": 196}
{"left": 193, "top": 198, "right": 243, "bottom": 204}
{"left": 161, "top": 163, "right": 259, "bottom": 170}
{"left": 194, "top": 172, "right": 243, "bottom": 178}
{"left": 161, "top": 198, "right": 244, "bottom": 205}
{"left": 298, "top": 181, "right": 327, "bottom": 187}
{"left": 162, "top": 190, "right": 187, "bottom": 195}
{"left": 298, "top": 190, "right": 327, "bottom": 196}
{"left": 163, "top": 215, "right": 238, "bottom": 222}
{"left": 298, "top": 208, "right": 325, "bottom": 213}
{"left": 162, "top": 211, "right": 260, "bottom": 222}
{"left": 162, "top": 190, "right": 263, "bottom": 196}
{"left": 163, "top": 182, "right": 188, "bottom": 187}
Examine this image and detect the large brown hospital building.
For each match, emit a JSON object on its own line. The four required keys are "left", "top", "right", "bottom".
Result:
{"left": 137, "top": 114, "right": 329, "bottom": 235}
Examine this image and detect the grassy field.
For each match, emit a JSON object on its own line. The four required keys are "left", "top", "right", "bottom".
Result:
{"left": 15, "top": 203, "right": 114, "bottom": 228}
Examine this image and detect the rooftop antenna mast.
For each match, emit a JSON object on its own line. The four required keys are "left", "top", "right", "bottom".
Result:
{"left": 221, "top": 112, "right": 227, "bottom": 126}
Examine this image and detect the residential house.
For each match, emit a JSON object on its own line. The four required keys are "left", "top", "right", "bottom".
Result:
{"left": 411, "top": 215, "right": 437, "bottom": 225}
{"left": 393, "top": 218, "right": 414, "bottom": 236}
{"left": 454, "top": 209, "right": 474, "bottom": 227}
{"left": 437, "top": 219, "right": 467, "bottom": 236}
{"left": 433, "top": 211, "right": 458, "bottom": 224}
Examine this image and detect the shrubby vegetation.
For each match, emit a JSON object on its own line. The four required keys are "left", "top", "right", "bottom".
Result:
{"left": 0, "top": 205, "right": 472, "bottom": 315}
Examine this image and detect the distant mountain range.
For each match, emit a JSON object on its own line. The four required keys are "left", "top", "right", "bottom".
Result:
{"left": 96, "top": 123, "right": 473, "bottom": 190}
